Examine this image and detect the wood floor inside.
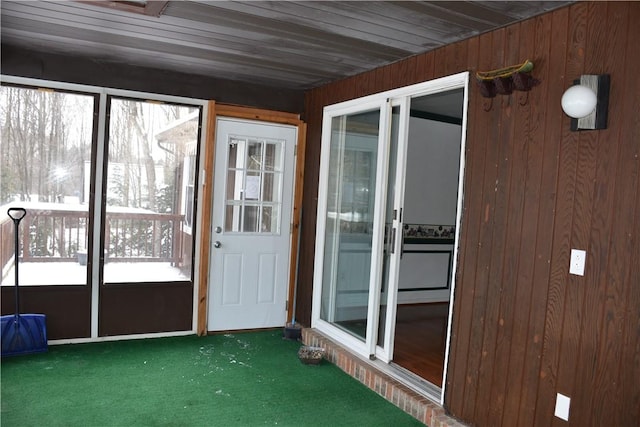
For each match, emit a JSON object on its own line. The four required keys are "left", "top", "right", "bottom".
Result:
{"left": 393, "top": 302, "right": 449, "bottom": 387}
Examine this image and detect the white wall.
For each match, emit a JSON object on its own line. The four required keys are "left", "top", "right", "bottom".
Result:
{"left": 403, "top": 117, "right": 461, "bottom": 224}
{"left": 398, "top": 117, "right": 461, "bottom": 304}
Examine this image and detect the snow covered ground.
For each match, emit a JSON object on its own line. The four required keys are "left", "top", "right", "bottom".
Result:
{"left": 1, "top": 261, "right": 190, "bottom": 286}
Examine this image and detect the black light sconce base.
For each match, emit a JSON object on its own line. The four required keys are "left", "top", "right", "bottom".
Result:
{"left": 570, "top": 74, "right": 610, "bottom": 131}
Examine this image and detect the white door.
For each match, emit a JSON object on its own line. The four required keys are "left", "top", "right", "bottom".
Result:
{"left": 208, "top": 118, "right": 297, "bottom": 331}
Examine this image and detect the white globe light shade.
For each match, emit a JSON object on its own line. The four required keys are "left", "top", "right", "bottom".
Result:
{"left": 561, "top": 85, "right": 598, "bottom": 118}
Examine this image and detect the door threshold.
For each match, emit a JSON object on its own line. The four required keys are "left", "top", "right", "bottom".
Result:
{"left": 384, "top": 361, "right": 443, "bottom": 404}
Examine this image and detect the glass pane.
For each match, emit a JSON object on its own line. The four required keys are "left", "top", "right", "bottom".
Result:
{"left": 226, "top": 169, "right": 243, "bottom": 201}
{"left": 247, "top": 140, "right": 262, "bottom": 171}
{"left": 225, "top": 204, "right": 241, "bottom": 232}
{"left": 104, "top": 98, "right": 200, "bottom": 283}
{"left": 320, "top": 109, "right": 381, "bottom": 341}
{"left": 264, "top": 141, "right": 283, "bottom": 171}
{"left": 261, "top": 205, "right": 279, "bottom": 233}
{"left": 226, "top": 140, "right": 241, "bottom": 204}
{"left": 0, "top": 85, "right": 95, "bottom": 286}
{"left": 228, "top": 139, "right": 240, "bottom": 166}
{"left": 245, "top": 172, "right": 260, "bottom": 200}
{"left": 262, "top": 172, "right": 281, "bottom": 202}
{"left": 243, "top": 205, "right": 259, "bottom": 232}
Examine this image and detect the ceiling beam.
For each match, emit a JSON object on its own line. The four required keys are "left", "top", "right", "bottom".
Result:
{"left": 79, "top": 1, "right": 169, "bottom": 17}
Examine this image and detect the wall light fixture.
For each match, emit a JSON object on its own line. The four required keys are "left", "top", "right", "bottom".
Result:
{"left": 561, "top": 74, "right": 610, "bottom": 131}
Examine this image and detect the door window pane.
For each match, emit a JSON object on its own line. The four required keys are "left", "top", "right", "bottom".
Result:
{"left": 264, "top": 142, "right": 281, "bottom": 171}
{"left": 103, "top": 98, "right": 200, "bottom": 283}
{"left": 261, "top": 206, "right": 278, "bottom": 233}
{"left": 247, "top": 141, "right": 262, "bottom": 170}
{"left": 0, "top": 85, "right": 95, "bottom": 286}
{"left": 243, "top": 205, "right": 259, "bottom": 232}
{"left": 225, "top": 204, "right": 240, "bottom": 232}
{"left": 320, "top": 109, "right": 381, "bottom": 340}
{"left": 262, "top": 172, "right": 281, "bottom": 202}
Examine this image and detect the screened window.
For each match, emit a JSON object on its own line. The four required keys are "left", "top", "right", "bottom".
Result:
{"left": 0, "top": 84, "right": 96, "bottom": 286}
{"left": 103, "top": 98, "right": 201, "bottom": 283}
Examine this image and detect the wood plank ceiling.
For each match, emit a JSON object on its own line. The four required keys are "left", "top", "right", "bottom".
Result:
{"left": 1, "top": 1, "right": 572, "bottom": 91}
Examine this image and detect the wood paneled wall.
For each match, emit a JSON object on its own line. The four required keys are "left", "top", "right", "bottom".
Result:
{"left": 298, "top": 3, "right": 640, "bottom": 426}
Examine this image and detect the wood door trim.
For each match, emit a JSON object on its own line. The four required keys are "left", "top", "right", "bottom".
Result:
{"left": 287, "top": 121, "right": 307, "bottom": 323}
{"left": 215, "top": 104, "right": 302, "bottom": 126}
{"left": 196, "top": 104, "right": 306, "bottom": 334}
{"left": 197, "top": 100, "right": 217, "bottom": 335}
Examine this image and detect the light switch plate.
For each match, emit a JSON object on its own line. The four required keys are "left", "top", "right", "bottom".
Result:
{"left": 569, "top": 249, "right": 586, "bottom": 276}
{"left": 555, "top": 393, "right": 570, "bottom": 421}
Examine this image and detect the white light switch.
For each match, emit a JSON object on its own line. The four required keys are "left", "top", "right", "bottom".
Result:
{"left": 569, "top": 249, "right": 586, "bottom": 276}
{"left": 554, "top": 393, "right": 570, "bottom": 421}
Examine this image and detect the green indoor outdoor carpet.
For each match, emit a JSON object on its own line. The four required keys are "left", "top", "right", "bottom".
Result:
{"left": 1, "top": 330, "right": 423, "bottom": 426}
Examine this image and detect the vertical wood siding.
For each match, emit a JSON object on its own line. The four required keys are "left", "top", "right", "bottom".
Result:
{"left": 298, "top": 3, "right": 640, "bottom": 425}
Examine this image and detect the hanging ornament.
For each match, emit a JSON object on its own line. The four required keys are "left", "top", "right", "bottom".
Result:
{"left": 476, "top": 60, "right": 540, "bottom": 99}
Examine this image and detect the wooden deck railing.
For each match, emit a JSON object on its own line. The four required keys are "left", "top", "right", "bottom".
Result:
{"left": 0, "top": 206, "right": 184, "bottom": 267}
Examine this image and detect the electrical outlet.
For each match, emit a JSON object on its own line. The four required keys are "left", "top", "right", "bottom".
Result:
{"left": 569, "top": 249, "right": 586, "bottom": 276}
{"left": 555, "top": 393, "right": 570, "bottom": 421}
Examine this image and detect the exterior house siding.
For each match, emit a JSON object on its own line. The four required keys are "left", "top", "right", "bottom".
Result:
{"left": 298, "top": 2, "right": 640, "bottom": 425}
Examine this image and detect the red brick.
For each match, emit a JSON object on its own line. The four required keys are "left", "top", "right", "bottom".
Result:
{"left": 303, "top": 328, "right": 465, "bottom": 427}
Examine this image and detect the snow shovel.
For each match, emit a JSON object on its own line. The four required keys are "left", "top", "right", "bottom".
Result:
{"left": 1, "top": 207, "right": 48, "bottom": 357}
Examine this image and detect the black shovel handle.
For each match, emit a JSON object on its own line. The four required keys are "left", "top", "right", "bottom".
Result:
{"left": 8, "top": 207, "right": 27, "bottom": 222}
{"left": 7, "top": 207, "right": 26, "bottom": 315}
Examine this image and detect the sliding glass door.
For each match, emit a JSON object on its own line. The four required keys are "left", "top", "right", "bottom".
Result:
{"left": 319, "top": 108, "right": 380, "bottom": 341}
{"left": 313, "top": 73, "right": 469, "bottom": 382}
{"left": 314, "top": 98, "right": 397, "bottom": 358}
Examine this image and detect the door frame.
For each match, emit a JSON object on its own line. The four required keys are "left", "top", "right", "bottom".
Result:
{"left": 311, "top": 72, "right": 469, "bottom": 403}
{"left": 196, "top": 104, "right": 306, "bottom": 335}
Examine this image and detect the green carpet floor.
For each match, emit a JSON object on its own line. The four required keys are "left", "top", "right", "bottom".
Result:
{"left": 1, "top": 330, "right": 423, "bottom": 426}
